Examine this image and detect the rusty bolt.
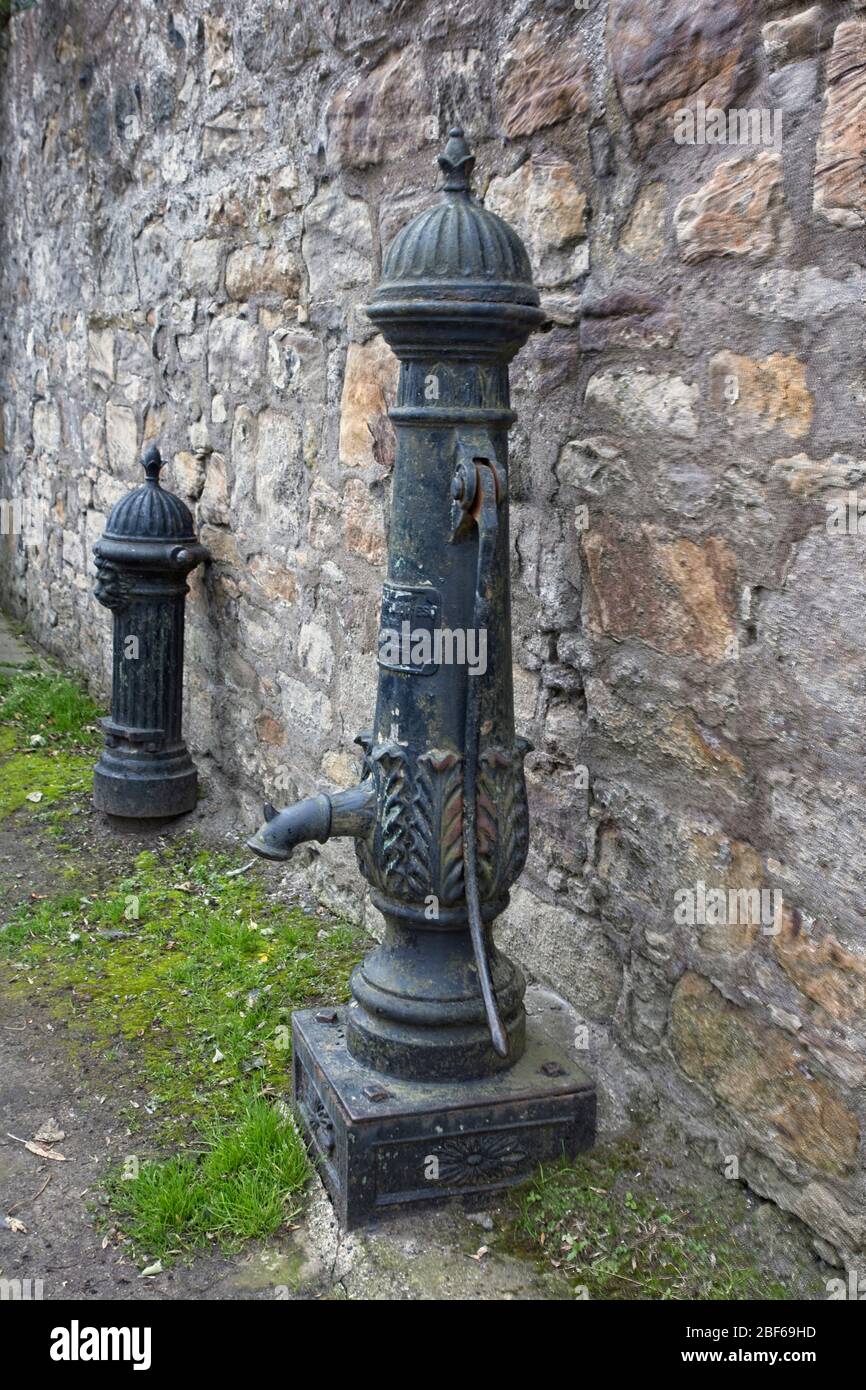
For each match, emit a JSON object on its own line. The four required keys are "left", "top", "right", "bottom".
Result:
{"left": 540, "top": 1061, "right": 566, "bottom": 1078}
{"left": 363, "top": 1084, "right": 392, "bottom": 1103}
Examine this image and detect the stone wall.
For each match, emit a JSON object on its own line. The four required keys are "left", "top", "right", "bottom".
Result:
{"left": 1, "top": 0, "right": 865, "bottom": 1262}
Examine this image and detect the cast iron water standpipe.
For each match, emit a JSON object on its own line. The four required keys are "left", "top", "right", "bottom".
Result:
{"left": 249, "top": 131, "right": 595, "bottom": 1225}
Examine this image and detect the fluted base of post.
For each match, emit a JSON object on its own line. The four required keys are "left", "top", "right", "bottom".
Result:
{"left": 93, "top": 739, "right": 198, "bottom": 818}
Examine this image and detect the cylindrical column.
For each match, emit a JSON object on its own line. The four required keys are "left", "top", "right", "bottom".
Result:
{"left": 343, "top": 130, "right": 545, "bottom": 1081}
{"left": 345, "top": 372, "right": 527, "bottom": 1079}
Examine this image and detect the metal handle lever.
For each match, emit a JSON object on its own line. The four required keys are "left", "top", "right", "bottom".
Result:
{"left": 460, "top": 457, "right": 509, "bottom": 1058}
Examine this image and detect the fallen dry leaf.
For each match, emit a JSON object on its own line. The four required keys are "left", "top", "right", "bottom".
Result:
{"left": 3, "top": 1216, "right": 27, "bottom": 1233}
{"left": 25, "top": 1140, "right": 69, "bottom": 1161}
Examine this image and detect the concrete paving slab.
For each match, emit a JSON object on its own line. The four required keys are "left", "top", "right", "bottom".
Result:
{"left": 0, "top": 611, "right": 34, "bottom": 669}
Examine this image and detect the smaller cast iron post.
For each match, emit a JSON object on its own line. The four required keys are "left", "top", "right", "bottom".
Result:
{"left": 92, "top": 446, "right": 209, "bottom": 818}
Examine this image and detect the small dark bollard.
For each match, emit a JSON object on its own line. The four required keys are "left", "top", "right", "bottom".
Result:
{"left": 92, "top": 446, "right": 208, "bottom": 818}
{"left": 248, "top": 130, "right": 596, "bottom": 1227}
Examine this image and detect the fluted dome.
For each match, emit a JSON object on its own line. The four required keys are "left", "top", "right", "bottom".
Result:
{"left": 370, "top": 129, "right": 540, "bottom": 309}
{"left": 380, "top": 191, "right": 535, "bottom": 302}
{"left": 105, "top": 448, "right": 196, "bottom": 542}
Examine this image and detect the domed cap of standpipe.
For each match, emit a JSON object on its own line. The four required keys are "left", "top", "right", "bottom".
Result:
{"left": 104, "top": 446, "right": 197, "bottom": 542}
{"left": 94, "top": 446, "right": 209, "bottom": 573}
{"left": 366, "top": 128, "right": 545, "bottom": 357}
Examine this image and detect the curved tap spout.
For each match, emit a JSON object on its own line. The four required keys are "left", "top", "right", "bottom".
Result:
{"left": 247, "top": 783, "right": 376, "bottom": 862}
{"left": 248, "top": 794, "right": 331, "bottom": 861}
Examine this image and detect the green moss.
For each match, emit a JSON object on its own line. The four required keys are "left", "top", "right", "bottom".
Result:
{"left": 1, "top": 840, "right": 366, "bottom": 1139}
{"left": 0, "top": 669, "right": 101, "bottom": 819}
{"left": 230, "top": 1242, "right": 313, "bottom": 1293}
{"left": 501, "top": 1143, "right": 791, "bottom": 1300}
{"left": 0, "top": 749, "right": 93, "bottom": 817}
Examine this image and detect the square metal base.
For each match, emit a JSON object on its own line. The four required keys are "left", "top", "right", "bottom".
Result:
{"left": 292, "top": 1007, "right": 596, "bottom": 1229}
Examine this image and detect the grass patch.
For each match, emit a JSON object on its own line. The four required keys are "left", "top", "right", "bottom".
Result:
{"left": 506, "top": 1144, "right": 789, "bottom": 1300}
{"left": 0, "top": 669, "right": 101, "bottom": 818}
{"left": 0, "top": 668, "right": 102, "bottom": 746}
{"left": 0, "top": 665, "right": 366, "bottom": 1263}
{"left": 109, "top": 1099, "right": 309, "bottom": 1259}
{"left": 1, "top": 836, "right": 367, "bottom": 1261}
{"left": 0, "top": 669, "right": 365, "bottom": 1260}
{"left": 1, "top": 839, "right": 366, "bottom": 1138}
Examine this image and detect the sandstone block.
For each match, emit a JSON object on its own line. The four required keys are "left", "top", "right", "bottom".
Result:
{"left": 496, "top": 26, "right": 590, "bottom": 139}
{"left": 671, "top": 972, "right": 859, "bottom": 1178}
{"left": 583, "top": 524, "right": 737, "bottom": 662}
{"left": 339, "top": 339, "right": 398, "bottom": 472}
{"left": 225, "top": 245, "right": 300, "bottom": 300}
{"left": 32, "top": 399, "right": 62, "bottom": 452}
{"left": 609, "top": 0, "right": 752, "bottom": 148}
{"left": 105, "top": 402, "right": 137, "bottom": 475}
{"left": 327, "top": 46, "right": 435, "bottom": 169}
{"left": 202, "top": 105, "right": 265, "bottom": 163}
{"left": 298, "top": 621, "right": 335, "bottom": 682}
{"left": 302, "top": 189, "right": 372, "bottom": 302}
{"left": 486, "top": 158, "right": 588, "bottom": 288}
{"left": 762, "top": 7, "right": 828, "bottom": 65}
{"left": 204, "top": 15, "right": 234, "bottom": 89}
{"left": 814, "top": 21, "right": 866, "bottom": 228}
{"left": 773, "top": 907, "right": 866, "bottom": 1024}
{"left": 208, "top": 316, "right": 261, "bottom": 389}
{"left": 708, "top": 351, "right": 812, "bottom": 439}
{"left": 585, "top": 368, "right": 698, "bottom": 439}
{"left": 181, "top": 238, "right": 223, "bottom": 293}
{"left": 675, "top": 154, "right": 783, "bottom": 264}
{"left": 619, "top": 183, "right": 667, "bottom": 261}
{"left": 343, "top": 477, "right": 386, "bottom": 565}
{"left": 87, "top": 328, "right": 115, "bottom": 388}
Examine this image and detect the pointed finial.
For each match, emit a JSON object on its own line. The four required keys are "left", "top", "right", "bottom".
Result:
{"left": 143, "top": 445, "right": 164, "bottom": 484}
{"left": 437, "top": 127, "right": 475, "bottom": 195}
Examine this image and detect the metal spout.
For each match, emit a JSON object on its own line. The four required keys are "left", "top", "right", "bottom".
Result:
{"left": 248, "top": 783, "right": 376, "bottom": 861}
